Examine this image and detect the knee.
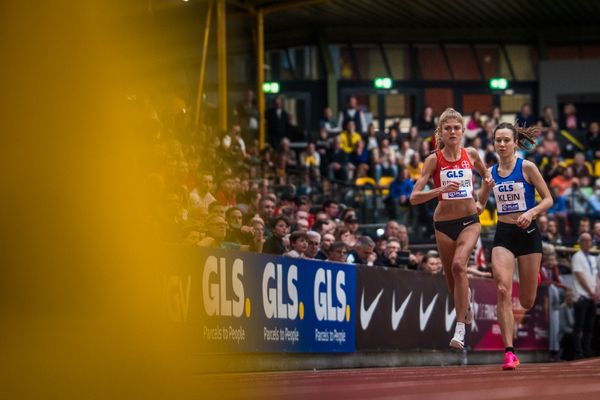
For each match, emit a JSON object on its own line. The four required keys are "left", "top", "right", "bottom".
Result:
{"left": 520, "top": 295, "right": 536, "bottom": 310}
{"left": 451, "top": 259, "right": 466, "bottom": 277}
{"left": 496, "top": 283, "right": 512, "bottom": 302}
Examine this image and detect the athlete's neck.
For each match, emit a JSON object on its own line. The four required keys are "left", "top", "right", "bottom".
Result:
{"left": 499, "top": 155, "right": 517, "bottom": 171}
{"left": 441, "top": 145, "right": 461, "bottom": 161}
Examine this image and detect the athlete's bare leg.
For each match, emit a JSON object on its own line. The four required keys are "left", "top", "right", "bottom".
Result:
{"left": 492, "top": 246, "right": 516, "bottom": 348}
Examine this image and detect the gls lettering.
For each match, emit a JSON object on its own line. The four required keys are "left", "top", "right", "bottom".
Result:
{"left": 262, "top": 263, "right": 298, "bottom": 319}
{"left": 446, "top": 170, "right": 464, "bottom": 178}
{"left": 202, "top": 256, "right": 245, "bottom": 317}
{"left": 498, "top": 184, "right": 514, "bottom": 192}
{"left": 314, "top": 269, "right": 346, "bottom": 322}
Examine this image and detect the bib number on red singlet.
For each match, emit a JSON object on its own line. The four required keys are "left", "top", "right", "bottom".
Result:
{"left": 440, "top": 168, "right": 473, "bottom": 200}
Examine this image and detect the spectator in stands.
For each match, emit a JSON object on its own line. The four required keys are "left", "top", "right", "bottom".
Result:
{"left": 275, "top": 138, "right": 298, "bottom": 185}
{"left": 417, "top": 105, "right": 435, "bottom": 132}
{"left": 349, "top": 139, "right": 371, "bottom": 170}
{"left": 540, "top": 130, "right": 561, "bottom": 159}
{"left": 490, "top": 106, "right": 502, "bottom": 128}
{"left": 335, "top": 226, "right": 353, "bottom": 248}
{"left": 589, "top": 179, "right": 600, "bottom": 218}
{"left": 592, "top": 221, "right": 600, "bottom": 248}
{"left": 550, "top": 167, "right": 576, "bottom": 196}
{"left": 338, "top": 95, "right": 367, "bottom": 135}
{"left": 320, "top": 106, "right": 342, "bottom": 136}
{"left": 346, "top": 236, "right": 375, "bottom": 265}
{"left": 181, "top": 224, "right": 202, "bottom": 246}
{"left": 299, "top": 142, "right": 321, "bottom": 183}
{"left": 342, "top": 211, "right": 360, "bottom": 248}
{"left": 235, "top": 89, "right": 259, "bottom": 142}
{"left": 325, "top": 136, "right": 350, "bottom": 183}
{"left": 465, "top": 110, "right": 482, "bottom": 141}
{"left": 338, "top": 120, "right": 362, "bottom": 154}
{"left": 373, "top": 138, "right": 398, "bottom": 181}
{"left": 540, "top": 245, "right": 568, "bottom": 360}
{"left": 561, "top": 103, "right": 582, "bottom": 131}
{"left": 257, "top": 196, "right": 276, "bottom": 226}
{"left": 365, "top": 123, "right": 380, "bottom": 151}
{"left": 285, "top": 231, "right": 308, "bottom": 258}
{"left": 214, "top": 175, "right": 237, "bottom": 207}
{"left": 420, "top": 253, "right": 442, "bottom": 274}
{"left": 571, "top": 233, "right": 600, "bottom": 358}
{"left": 408, "top": 126, "right": 422, "bottom": 152}
{"left": 207, "top": 201, "right": 227, "bottom": 220}
{"left": 397, "top": 139, "right": 415, "bottom": 166}
{"left": 375, "top": 237, "right": 401, "bottom": 268}
{"left": 322, "top": 200, "right": 340, "bottom": 221}
{"left": 516, "top": 103, "right": 535, "bottom": 127}
{"left": 265, "top": 95, "right": 290, "bottom": 149}
{"left": 221, "top": 124, "right": 247, "bottom": 160}
{"left": 559, "top": 288, "right": 576, "bottom": 361}
{"left": 225, "top": 207, "right": 251, "bottom": 244}
{"left": 538, "top": 214, "right": 549, "bottom": 241}
{"left": 304, "top": 231, "right": 321, "bottom": 259}
{"left": 406, "top": 152, "right": 423, "bottom": 181}
{"left": 385, "top": 166, "right": 414, "bottom": 223}
{"left": 262, "top": 216, "right": 290, "bottom": 255}
{"left": 315, "top": 233, "right": 335, "bottom": 260}
{"left": 483, "top": 142, "right": 498, "bottom": 168}
{"left": 539, "top": 106, "right": 559, "bottom": 133}
{"left": 585, "top": 121, "right": 600, "bottom": 161}
{"left": 189, "top": 171, "right": 216, "bottom": 215}
{"left": 569, "top": 152, "right": 591, "bottom": 179}
{"left": 327, "top": 241, "right": 348, "bottom": 263}
{"left": 542, "top": 154, "right": 561, "bottom": 182}
{"left": 197, "top": 214, "right": 230, "bottom": 249}
{"left": 545, "top": 218, "right": 564, "bottom": 245}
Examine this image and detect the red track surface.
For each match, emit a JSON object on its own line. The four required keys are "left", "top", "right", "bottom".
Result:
{"left": 206, "top": 358, "right": 600, "bottom": 400}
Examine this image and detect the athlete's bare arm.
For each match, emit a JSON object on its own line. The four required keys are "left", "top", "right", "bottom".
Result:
{"left": 410, "top": 153, "right": 459, "bottom": 205}
{"left": 518, "top": 159, "right": 553, "bottom": 228}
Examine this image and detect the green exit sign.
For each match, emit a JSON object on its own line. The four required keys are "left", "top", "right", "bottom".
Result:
{"left": 489, "top": 78, "right": 508, "bottom": 90}
{"left": 262, "top": 82, "right": 280, "bottom": 93}
{"left": 374, "top": 77, "right": 392, "bottom": 89}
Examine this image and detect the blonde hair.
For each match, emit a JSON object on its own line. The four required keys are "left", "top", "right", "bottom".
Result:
{"left": 434, "top": 108, "right": 464, "bottom": 150}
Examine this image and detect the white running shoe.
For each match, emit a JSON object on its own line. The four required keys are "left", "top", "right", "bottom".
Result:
{"left": 450, "top": 325, "right": 465, "bottom": 349}
{"left": 465, "top": 287, "right": 473, "bottom": 325}
{"left": 449, "top": 334, "right": 464, "bottom": 349}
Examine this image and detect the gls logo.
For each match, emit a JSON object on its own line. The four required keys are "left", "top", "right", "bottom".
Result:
{"left": 446, "top": 170, "right": 464, "bottom": 178}
{"left": 315, "top": 268, "right": 349, "bottom": 322}
{"left": 262, "top": 262, "right": 298, "bottom": 320}
{"left": 203, "top": 256, "right": 246, "bottom": 317}
{"left": 498, "top": 184, "right": 514, "bottom": 192}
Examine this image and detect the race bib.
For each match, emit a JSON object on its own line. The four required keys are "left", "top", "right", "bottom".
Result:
{"left": 440, "top": 168, "right": 473, "bottom": 200}
{"left": 493, "top": 181, "right": 527, "bottom": 213}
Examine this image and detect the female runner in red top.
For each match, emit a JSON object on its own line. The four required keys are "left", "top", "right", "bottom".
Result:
{"left": 410, "top": 108, "right": 494, "bottom": 349}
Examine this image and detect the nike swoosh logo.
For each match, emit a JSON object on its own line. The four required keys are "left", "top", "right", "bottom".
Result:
{"left": 419, "top": 293, "right": 439, "bottom": 332}
{"left": 527, "top": 228, "right": 536, "bottom": 234}
{"left": 463, "top": 221, "right": 473, "bottom": 226}
{"left": 391, "top": 291, "right": 413, "bottom": 331}
{"left": 360, "top": 289, "right": 383, "bottom": 330}
{"left": 445, "top": 296, "right": 456, "bottom": 332}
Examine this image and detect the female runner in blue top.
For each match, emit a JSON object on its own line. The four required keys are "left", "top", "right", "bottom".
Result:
{"left": 478, "top": 122, "right": 553, "bottom": 370}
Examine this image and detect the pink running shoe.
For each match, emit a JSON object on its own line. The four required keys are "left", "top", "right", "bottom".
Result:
{"left": 502, "top": 351, "right": 520, "bottom": 370}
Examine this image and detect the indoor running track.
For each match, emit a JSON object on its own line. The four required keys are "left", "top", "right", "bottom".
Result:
{"left": 204, "top": 357, "right": 600, "bottom": 400}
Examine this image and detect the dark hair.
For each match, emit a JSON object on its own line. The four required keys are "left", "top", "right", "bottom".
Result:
{"left": 225, "top": 206, "right": 243, "bottom": 219}
{"left": 493, "top": 122, "right": 537, "bottom": 151}
{"left": 289, "top": 231, "right": 308, "bottom": 245}
{"left": 270, "top": 215, "right": 290, "bottom": 229}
